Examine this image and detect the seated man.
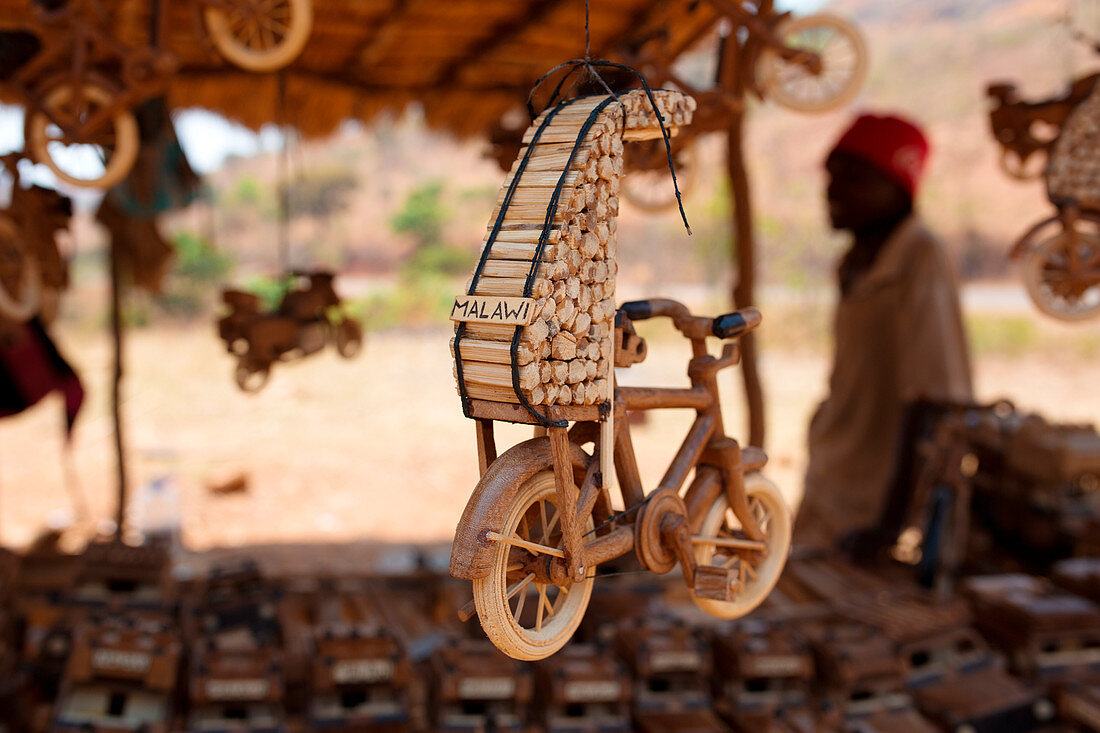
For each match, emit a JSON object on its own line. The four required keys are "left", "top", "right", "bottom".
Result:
{"left": 794, "top": 113, "right": 973, "bottom": 552}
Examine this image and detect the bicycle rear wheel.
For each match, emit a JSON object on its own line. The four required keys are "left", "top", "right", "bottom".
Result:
{"left": 473, "top": 469, "right": 594, "bottom": 661}
{"left": 757, "top": 13, "right": 868, "bottom": 114}
{"left": 691, "top": 473, "right": 791, "bottom": 619}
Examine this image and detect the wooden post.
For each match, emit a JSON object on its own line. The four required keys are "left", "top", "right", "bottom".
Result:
{"left": 727, "top": 108, "right": 765, "bottom": 448}
{"left": 109, "top": 242, "right": 127, "bottom": 537}
{"left": 716, "top": 30, "right": 766, "bottom": 449}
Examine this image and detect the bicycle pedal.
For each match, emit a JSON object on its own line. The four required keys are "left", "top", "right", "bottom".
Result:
{"left": 693, "top": 565, "right": 739, "bottom": 602}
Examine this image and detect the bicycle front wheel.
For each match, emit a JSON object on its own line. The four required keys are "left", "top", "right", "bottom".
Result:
{"left": 692, "top": 472, "right": 791, "bottom": 619}
{"left": 473, "top": 469, "right": 594, "bottom": 661}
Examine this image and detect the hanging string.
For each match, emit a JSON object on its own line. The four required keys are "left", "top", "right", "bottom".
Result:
{"left": 526, "top": 57, "right": 693, "bottom": 234}
{"left": 585, "top": 0, "right": 591, "bottom": 60}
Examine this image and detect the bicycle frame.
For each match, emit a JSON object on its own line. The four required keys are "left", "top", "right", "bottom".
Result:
{"left": 463, "top": 300, "right": 768, "bottom": 588}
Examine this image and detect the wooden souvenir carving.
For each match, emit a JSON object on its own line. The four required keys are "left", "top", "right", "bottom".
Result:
{"left": 911, "top": 662, "right": 1055, "bottom": 733}
{"left": 962, "top": 574, "right": 1100, "bottom": 681}
{"left": 430, "top": 639, "right": 534, "bottom": 732}
{"left": 899, "top": 401, "right": 1100, "bottom": 581}
{"left": 803, "top": 621, "right": 910, "bottom": 719}
{"left": 186, "top": 644, "right": 288, "bottom": 732}
{"left": 988, "top": 75, "right": 1100, "bottom": 321}
{"left": 535, "top": 643, "right": 631, "bottom": 733}
{"left": 0, "top": 156, "right": 72, "bottom": 324}
{"left": 217, "top": 270, "right": 364, "bottom": 392}
{"left": 304, "top": 587, "right": 415, "bottom": 731}
{"left": 71, "top": 538, "right": 174, "bottom": 609}
{"left": 51, "top": 612, "right": 180, "bottom": 733}
{"left": 614, "top": 616, "right": 712, "bottom": 713}
{"left": 986, "top": 75, "right": 1097, "bottom": 181}
{"left": 5, "top": 0, "right": 312, "bottom": 189}
{"left": 449, "top": 86, "right": 790, "bottom": 661}
{"left": 1052, "top": 557, "right": 1100, "bottom": 604}
{"left": 711, "top": 619, "right": 813, "bottom": 717}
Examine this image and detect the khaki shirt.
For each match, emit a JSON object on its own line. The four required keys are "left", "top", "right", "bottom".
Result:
{"left": 795, "top": 216, "right": 973, "bottom": 548}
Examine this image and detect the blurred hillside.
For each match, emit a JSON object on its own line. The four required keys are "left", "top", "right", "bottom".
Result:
{"left": 144, "top": 0, "right": 1100, "bottom": 300}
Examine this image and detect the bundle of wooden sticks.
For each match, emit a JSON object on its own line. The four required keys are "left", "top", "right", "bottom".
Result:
{"left": 452, "top": 89, "right": 695, "bottom": 407}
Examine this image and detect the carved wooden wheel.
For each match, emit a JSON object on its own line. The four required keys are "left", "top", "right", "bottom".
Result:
{"left": 235, "top": 360, "right": 271, "bottom": 392}
{"left": 1023, "top": 230, "right": 1100, "bottom": 322}
{"left": 0, "top": 213, "right": 41, "bottom": 322}
{"left": 472, "top": 469, "right": 594, "bottom": 661}
{"left": 691, "top": 473, "right": 791, "bottom": 619}
{"left": 334, "top": 318, "right": 363, "bottom": 358}
{"left": 756, "top": 13, "right": 868, "bottom": 114}
{"left": 204, "top": 0, "right": 313, "bottom": 72}
{"left": 25, "top": 80, "right": 140, "bottom": 190}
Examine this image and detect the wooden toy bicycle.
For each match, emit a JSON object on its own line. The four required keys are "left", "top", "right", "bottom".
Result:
{"left": 449, "top": 85, "right": 791, "bottom": 660}
{"left": 2, "top": 0, "right": 312, "bottom": 188}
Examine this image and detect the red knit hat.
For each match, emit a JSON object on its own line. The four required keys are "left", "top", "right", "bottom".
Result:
{"left": 829, "top": 113, "right": 930, "bottom": 197}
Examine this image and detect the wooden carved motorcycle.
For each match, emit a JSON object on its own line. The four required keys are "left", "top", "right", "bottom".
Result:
{"left": 986, "top": 75, "right": 1098, "bottom": 181}
{"left": 992, "top": 76, "right": 1100, "bottom": 321}
{"left": 2, "top": 0, "right": 312, "bottom": 189}
{"left": 449, "top": 90, "right": 790, "bottom": 661}
{"left": 0, "top": 156, "right": 72, "bottom": 325}
{"left": 218, "top": 271, "right": 363, "bottom": 392}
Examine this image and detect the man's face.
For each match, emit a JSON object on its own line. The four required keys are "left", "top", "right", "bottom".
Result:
{"left": 825, "top": 151, "right": 910, "bottom": 232}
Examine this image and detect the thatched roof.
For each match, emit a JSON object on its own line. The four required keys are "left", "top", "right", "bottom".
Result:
{"left": 0, "top": 0, "right": 718, "bottom": 139}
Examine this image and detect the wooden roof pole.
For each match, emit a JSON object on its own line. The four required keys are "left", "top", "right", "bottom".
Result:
{"left": 717, "top": 30, "right": 765, "bottom": 448}
{"left": 109, "top": 239, "right": 127, "bottom": 537}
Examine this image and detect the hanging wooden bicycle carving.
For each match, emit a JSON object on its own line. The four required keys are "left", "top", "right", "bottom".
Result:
{"left": 449, "top": 88, "right": 791, "bottom": 661}
{"left": 217, "top": 270, "right": 363, "bottom": 392}
{"left": 988, "top": 75, "right": 1100, "bottom": 321}
{"left": 620, "top": 0, "right": 868, "bottom": 211}
{"left": 0, "top": 156, "right": 72, "bottom": 324}
{"left": 6, "top": 0, "right": 312, "bottom": 189}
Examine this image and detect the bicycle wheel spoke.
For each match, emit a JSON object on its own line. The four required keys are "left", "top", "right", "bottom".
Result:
{"left": 513, "top": 581, "right": 528, "bottom": 620}
{"left": 539, "top": 500, "right": 549, "bottom": 543}
{"left": 536, "top": 583, "right": 547, "bottom": 631}
{"left": 506, "top": 573, "right": 535, "bottom": 601}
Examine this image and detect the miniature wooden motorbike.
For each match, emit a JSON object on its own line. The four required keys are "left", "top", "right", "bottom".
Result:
{"left": 449, "top": 89, "right": 790, "bottom": 661}
{"left": 991, "top": 77, "right": 1100, "bottom": 321}
{"left": 0, "top": 155, "right": 72, "bottom": 324}
{"left": 217, "top": 270, "right": 363, "bottom": 392}
{"left": 3, "top": 0, "right": 312, "bottom": 188}
{"left": 986, "top": 75, "right": 1097, "bottom": 181}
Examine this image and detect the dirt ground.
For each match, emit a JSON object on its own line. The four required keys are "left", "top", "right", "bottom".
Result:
{"left": 0, "top": 300, "right": 1097, "bottom": 558}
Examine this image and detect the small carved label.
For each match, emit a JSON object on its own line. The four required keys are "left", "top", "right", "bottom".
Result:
{"left": 205, "top": 678, "right": 270, "bottom": 701}
{"left": 650, "top": 649, "right": 702, "bottom": 672}
{"left": 451, "top": 296, "right": 536, "bottom": 326}
{"left": 563, "top": 680, "right": 622, "bottom": 702}
{"left": 92, "top": 648, "right": 151, "bottom": 674}
{"left": 746, "top": 655, "right": 807, "bottom": 678}
{"left": 458, "top": 676, "right": 516, "bottom": 700}
{"left": 333, "top": 658, "right": 394, "bottom": 684}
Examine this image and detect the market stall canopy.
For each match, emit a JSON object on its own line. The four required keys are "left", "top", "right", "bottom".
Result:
{"left": 0, "top": 0, "right": 717, "bottom": 140}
